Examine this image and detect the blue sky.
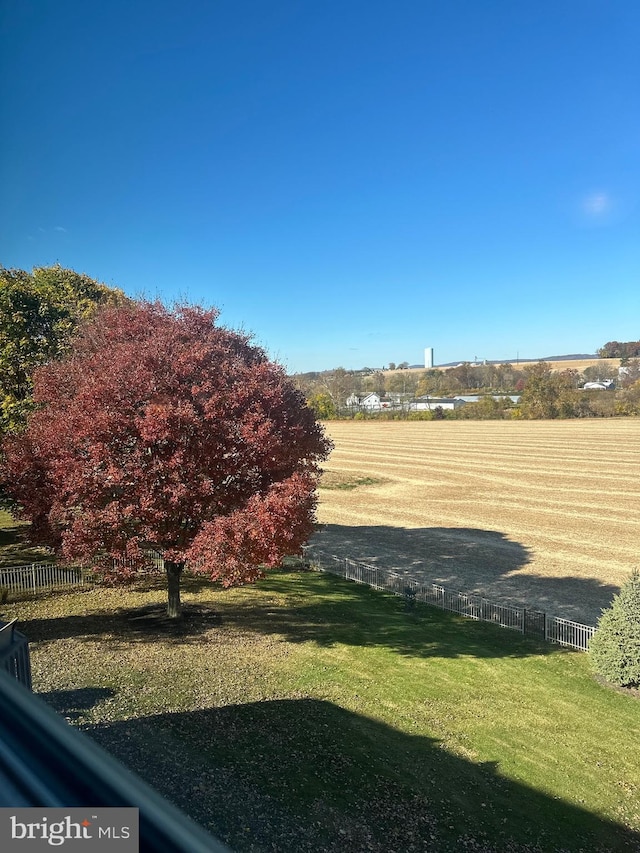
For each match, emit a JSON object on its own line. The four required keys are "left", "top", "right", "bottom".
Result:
{"left": 1, "top": 1, "right": 638, "bottom": 373}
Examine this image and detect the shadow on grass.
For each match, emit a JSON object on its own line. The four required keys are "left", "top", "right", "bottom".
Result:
{"left": 312, "top": 524, "right": 620, "bottom": 625}
{"left": 221, "top": 569, "right": 557, "bottom": 659}
{"left": 81, "top": 697, "right": 639, "bottom": 853}
{"left": 15, "top": 570, "right": 554, "bottom": 659}
{"left": 0, "top": 518, "right": 55, "bottom": 567}
{"left": 15, "top": 599, "right": 223, "bottom": 648}
{"left": 39, "top": 686, "right": 116, "bottom": 721}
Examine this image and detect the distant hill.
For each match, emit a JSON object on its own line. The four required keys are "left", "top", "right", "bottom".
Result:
{"left": 297, "top": 355, "right": 607, "bottom": 377}
{"left": 431, "top": 354, "right": 598, "bottom": 368}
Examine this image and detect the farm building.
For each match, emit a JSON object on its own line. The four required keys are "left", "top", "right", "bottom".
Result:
{"left": 456, "top": 395, "right": 521, "bottom": 404}
{"left": 583, "top": 380, "right": 615, "bottom": 390}
{"left": 409, "top": 396, "right": 466, "bottom": 411}
{"left": 346, "top": 392, "right": 397, "bottom": 410}
{"left": 346, "top": 393, "right": 467, "bottom": 412}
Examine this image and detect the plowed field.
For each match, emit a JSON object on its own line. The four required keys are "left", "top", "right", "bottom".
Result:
{"left": 313, "top": 419, "right": 640, "bottom": 626}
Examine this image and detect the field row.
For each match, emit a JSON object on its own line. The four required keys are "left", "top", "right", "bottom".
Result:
{"left": 314, "top": 420, "right": 640, "bottom": 625}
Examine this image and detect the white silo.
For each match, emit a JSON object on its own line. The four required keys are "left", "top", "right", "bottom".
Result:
{"left": 424, "top": 347, "right": 434, "bottom": 369}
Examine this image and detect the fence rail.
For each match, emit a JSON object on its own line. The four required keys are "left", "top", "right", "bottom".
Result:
{"left": 0, "top": 563, "right": 91, "bottom": 598}
{"left": 303, "top": 546, "right": 596, "bottom": 651}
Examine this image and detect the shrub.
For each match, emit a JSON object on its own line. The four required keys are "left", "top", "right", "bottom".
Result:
{"left": 589, "top": 570, "right": 640, "bottom": 688}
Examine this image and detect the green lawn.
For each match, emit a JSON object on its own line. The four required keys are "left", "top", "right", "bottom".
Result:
{"left": 0, "top": 509, "right": 55, "bottom": 567}
{"left": 2, "top": 561, "right": 639, "bottom": 852}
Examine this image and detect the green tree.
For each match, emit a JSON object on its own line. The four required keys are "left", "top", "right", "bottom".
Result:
{"left": 455, "top": 396, "right": 513, "bottom": 420}
{"left": 615, "top": 379, "right": 640, "bottom": 415}
{"left": 519, "top": 363, "right": 577, "bottom": 418}
{"left": 0, "top": 265, "right": 127, "bottom": 433}
{"left": 589, "top": 571, "right": 640, "bottom": 689}
{"left": 582, "top": 361, "right": 618, "bottom": 383}
{"left": 308, "top": 391, "right": 337, "bottom": 419}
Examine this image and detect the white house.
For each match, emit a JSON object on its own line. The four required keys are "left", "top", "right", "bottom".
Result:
{"left": 346, "top": 392, "right": 396, "bottom": 411}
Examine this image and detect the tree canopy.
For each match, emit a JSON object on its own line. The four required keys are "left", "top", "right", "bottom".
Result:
{"left": 518, "top": 362, "right": 578, "bottom": 419}
{"left": 0, "top": 264, "right": 127, "bottom": 433}
{"left": 597, "top": 340, "right": 640, "bottom": 359}
{"left": 2, "top": 301, "right": 332, "bottom": 616}
{"left": 589, "top": 570, "right": 640, "bottom": 689}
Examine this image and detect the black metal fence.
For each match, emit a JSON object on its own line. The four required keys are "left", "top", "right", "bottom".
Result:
{"left": 303, "top": 546, "right": 596, "bottom": 651}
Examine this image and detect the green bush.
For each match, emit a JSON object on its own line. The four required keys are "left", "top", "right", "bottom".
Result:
{"left": 589, "top": 570, "right": 640, "bottom": 688}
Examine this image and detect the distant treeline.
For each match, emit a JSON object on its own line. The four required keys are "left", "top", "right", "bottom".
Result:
{"left": 597, "top": 340, "right": 640, "bottom": 359}
{"left": 295, "top": 359, "right": 640, "bottom": 421}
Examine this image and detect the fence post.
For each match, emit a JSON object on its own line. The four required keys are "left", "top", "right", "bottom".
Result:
{"left": 31, "top": 564, "right": 37, "bottom": 596}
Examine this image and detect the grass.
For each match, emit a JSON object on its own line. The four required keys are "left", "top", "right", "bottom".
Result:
{"left": 319, "top": 469, "right": 388, "bottom": 490}
{"left": 3, "top": 561, "right": 640, "bottom": 852}
{"left": 0, "top": 509, "right": 55, "bottom": 567}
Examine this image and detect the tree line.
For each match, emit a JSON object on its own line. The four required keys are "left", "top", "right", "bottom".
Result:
{"left": 294, "top": 359, "right": 640, "bottom": 420}
{"left": 597, "top": 340, "right": 640, "bottom": 359}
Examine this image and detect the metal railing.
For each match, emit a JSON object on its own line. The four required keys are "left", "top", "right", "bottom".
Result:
{"left": 303, "top": 546, "right": 596, "bottom": 651}
{"left": 0, "top": 672, "right": 230, "bottom": 850}
{"left": 0, "top": 620, "right": 32, "bottom": 690}
{"left": 0, "top": 563, "right": 91, "bottom": 599}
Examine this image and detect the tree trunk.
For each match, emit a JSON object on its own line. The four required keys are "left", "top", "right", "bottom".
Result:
{"left": 165, "top": 560, "right": 184, "bottom": 619}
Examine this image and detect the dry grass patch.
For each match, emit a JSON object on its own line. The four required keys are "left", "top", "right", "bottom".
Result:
{"left": 319, "top": 469, "right": 389, "bottom": 490}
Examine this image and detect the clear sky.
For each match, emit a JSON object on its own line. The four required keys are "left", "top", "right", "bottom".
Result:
{"left": 1, "top": 1, "right": 638, "bottom": 373}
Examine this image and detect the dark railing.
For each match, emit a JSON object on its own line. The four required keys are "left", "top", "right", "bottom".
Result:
{"left": 0, "top": 672, "right": 230, "bottom": 852}
{"left": 304, "top": 547, "right": 596, "bottom": 651}
{"left": 0, "top": 620, "right": 32, "bottom": 690}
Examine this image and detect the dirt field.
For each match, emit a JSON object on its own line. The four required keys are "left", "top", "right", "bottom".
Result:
{"left": 313, "top": 419, "right": 640, "bottom": 626}
{"left": 384, "top": 357, "right": 613, "bottom": 375}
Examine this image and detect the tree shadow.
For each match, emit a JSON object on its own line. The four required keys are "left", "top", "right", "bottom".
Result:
{"left": 12, "top": 600, "right": 222, "bottom": 648}
{"left": 311, "top": 524, "right": 619, "bottom": 625}
{"left": 14, "top": 569, "right": 553, "bottom": 660}
{"left": 80, "top": 697, "right": 639, "bottom": 853}
{"left": 0, "top": 518, "right": 54, "bottom": 567}
{"left": 38, "top": 686, "right": 116, "bottom": 721}
{"left": 216, "top": 569, "right": 554, "bottom": 659}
